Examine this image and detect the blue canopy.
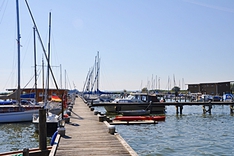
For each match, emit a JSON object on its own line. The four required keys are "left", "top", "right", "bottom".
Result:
{"left": 21, "top": 93, "right": 35, "bottom": 99}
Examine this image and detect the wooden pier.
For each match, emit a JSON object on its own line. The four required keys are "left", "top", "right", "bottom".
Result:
{"left": 90, "top": 101, "right": 234, "bottom": 115}
{"left": 53, "top": 97, "right": 137, "bottom": 156}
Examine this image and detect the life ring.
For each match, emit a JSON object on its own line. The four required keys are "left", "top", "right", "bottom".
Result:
{"left": 50, "top": 131, "right": 58, "bottom": 146}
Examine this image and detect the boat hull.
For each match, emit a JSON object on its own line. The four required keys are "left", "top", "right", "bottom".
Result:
{"left": 0, "top": 109, "right": 40, "bottom": 123}
{"left": 104, "top": 103, "right": 165, "bottom": 114}
{"left": 32, "top": 112, "right": 59, "bottom": 137}
{"left": 33, "top": 122, "right": 58, "bottom": 137}
{"left": 114, "top": 115, "right": 166, "bottom": 121}
{"left": 119, "top": 110, "right": 150, "bottom": 116}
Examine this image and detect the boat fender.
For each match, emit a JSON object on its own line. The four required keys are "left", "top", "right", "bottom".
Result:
{"left": 63, "top": 114, "right": 69, "bottom": 118}
{"left": 50, "top": 131, "right": 58, "bottom": 146}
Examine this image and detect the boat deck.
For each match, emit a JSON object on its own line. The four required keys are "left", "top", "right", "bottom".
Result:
{"left": 55, "top": 97, "right": 136, "bottom": 156}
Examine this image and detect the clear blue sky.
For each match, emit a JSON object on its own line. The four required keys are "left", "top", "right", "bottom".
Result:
{"left": 0, "top": 0, "right": 234, "bottom": 92}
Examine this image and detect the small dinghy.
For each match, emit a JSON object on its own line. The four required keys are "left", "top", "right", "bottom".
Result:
{"left": 119, "top": 109, "right": 150, "bottom": 116}
{"left": 114, "top": 115, "right": 166, "bottom": 121}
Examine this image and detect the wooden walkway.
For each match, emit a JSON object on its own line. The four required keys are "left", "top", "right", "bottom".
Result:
{"left": 55, "top": 97, "right": 136, "bottom": 156}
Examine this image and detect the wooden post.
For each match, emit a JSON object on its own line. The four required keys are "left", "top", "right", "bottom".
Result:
{"left": 230, "top": 105, "right": 234, "bottom": 114}
{"left": 23, "top": 148, "right": 29, "bottom": 156}
{"left": 175, "top": 105, "right": 179, "bottom": 114}
{"left": 208, "top": 103, "right": 212, "bottom": 114}
{"left": 62, "top": 94, "right": 64, "bottom": 120}
{"left": 39, "top": 108, "right": 47, "bottom": 150}
{"left": 202, "top": 105, "right": 206, "bottom": 114}
{"left": 179, "top": 105, "right": 183, "bottom": 114}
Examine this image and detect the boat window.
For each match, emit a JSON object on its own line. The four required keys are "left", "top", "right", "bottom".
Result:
{"left": 141, "top": 96, "right": 147, "bottom": 101}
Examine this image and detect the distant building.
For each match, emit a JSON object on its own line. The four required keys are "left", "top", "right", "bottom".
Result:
{"left": 187, "top": 81, "right": 233, "bottom": 95}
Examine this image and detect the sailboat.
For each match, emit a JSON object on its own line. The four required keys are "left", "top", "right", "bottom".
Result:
{"left": 0, "top": 0, "right": 41, "bottom": 123}
{"left": 82, "top": 52, "right": 101, "bottom": 101}
{"left": 31, "top": 11, "right": 67, "bottom": 136}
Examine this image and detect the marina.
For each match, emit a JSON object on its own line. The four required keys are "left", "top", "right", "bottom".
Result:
{"left": 0, "top": 95, "right": 234, "bottom": 155}
{"left": 0, "top": 1, "right": 234, "bottom": 156}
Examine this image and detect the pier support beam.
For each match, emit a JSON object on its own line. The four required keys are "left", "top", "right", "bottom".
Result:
{"left": 230, "top": 105, "right": 234, "bottom": 114}
{"left": 39, "top": 109, "right": 47, "bottom": 150}
{"left": 175, "top": 104, "right": 183, "bottom": 114}
{"left": 202, "top": 104, "right": 212, "bottom": 114}
{"left": 23, "top": 148, "right": 29, "bottom": 156}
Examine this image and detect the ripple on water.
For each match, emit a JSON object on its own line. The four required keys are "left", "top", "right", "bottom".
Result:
{"left": 0, "top": 122, "right": 40, "bottom": 153}
{"left": 116, "top": 105, "right": 234, "bottom": 156}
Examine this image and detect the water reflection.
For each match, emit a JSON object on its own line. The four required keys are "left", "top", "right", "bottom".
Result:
{"left": 115, "top": 105, "right": 234, "bottom": 156}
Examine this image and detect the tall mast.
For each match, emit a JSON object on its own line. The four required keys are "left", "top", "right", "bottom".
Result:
{"left": 44, "top": 12, "right": 51, "bottom": 105}
{"left": 16, "top": 0, "right": 21, "bottom": 104}
{"left": 25, "top": 0, "right": 59, "bottom": 90}
{"left": 33, "top": 27, "right": 37, "bottom": 104}
{"left": 60, "top": 64, "right": 62, "bottom": 89}
{"left": 97, "top": 51, "right": 100, "bottom": 92}
{"left": 42, "top": 57, "right": 44, "bottom": 95}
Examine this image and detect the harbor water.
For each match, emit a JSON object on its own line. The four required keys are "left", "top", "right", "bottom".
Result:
{"left": 116, "top": 105, "right": 234, "bottom": 156}
{"left": 0, "top": 122, "right": 39, "bottom": 153}
{"left": 0, "top": 105, "right": 234, "bottom": 155}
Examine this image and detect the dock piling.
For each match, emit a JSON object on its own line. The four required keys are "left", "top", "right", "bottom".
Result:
{"left": 108, "top": 125, "right": 116, "bottom": 135}
{"left": 39, "top": 109, "right": 47, "bottom": 150}
{"left": 23, "top": 148, "right": 29, "bottom": 156}
{"left": 202, "top": 103, "right": 212, "bottom": 114}
{"left": 175, "top": 102, "right": 183, "bottom": 114}
{"left": 99, "top": 114, "right": 107, "bottom": 122}
{"left": 230, "top": 105, "right": 234, "bottom": 114}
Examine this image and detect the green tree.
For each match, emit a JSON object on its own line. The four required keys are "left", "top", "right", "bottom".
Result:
{"left": 141, "top": 87, "right": 148, "bottom": 93}
{"left": 171, "top": 86, "right": 180, "bottom": 96}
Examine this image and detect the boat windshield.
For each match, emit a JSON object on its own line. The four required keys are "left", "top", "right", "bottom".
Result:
{"left": 126, "top": 95, "right": 135, "bottom": 100}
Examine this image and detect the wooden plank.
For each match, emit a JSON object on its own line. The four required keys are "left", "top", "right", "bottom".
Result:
{"left": 55, "top": 97, "right": 134, "bottom": 156}
{"left": 0, "top": 147, "right": 52, "bottom": 156}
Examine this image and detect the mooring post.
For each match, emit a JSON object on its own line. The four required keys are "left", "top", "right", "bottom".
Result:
{"left": 39, "top": 108, "right": 47, "bottom": 150}
{"left": 208, "top": 103, "right": 212, "bottom": 114}
{"left": 23, "top": 148, "right": 29, "bottom": 156}
{"left": 230, "top": 105, "right": 234, "bottom": 114}
{"left": 179, "top": 105, "right": 183, "bottom": 114}
{"left": 175, "top": 105, "right": 179, "bottom": 114}
{"left": 202, "top": 105, "right": 206, "bottom": 114}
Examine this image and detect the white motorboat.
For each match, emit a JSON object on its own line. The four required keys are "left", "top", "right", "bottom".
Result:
{"left": 32, "top": 112, "right": 59, "bottom": 136}
{"left": 104, "top": 93, "right": 165, "bottom": 114}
